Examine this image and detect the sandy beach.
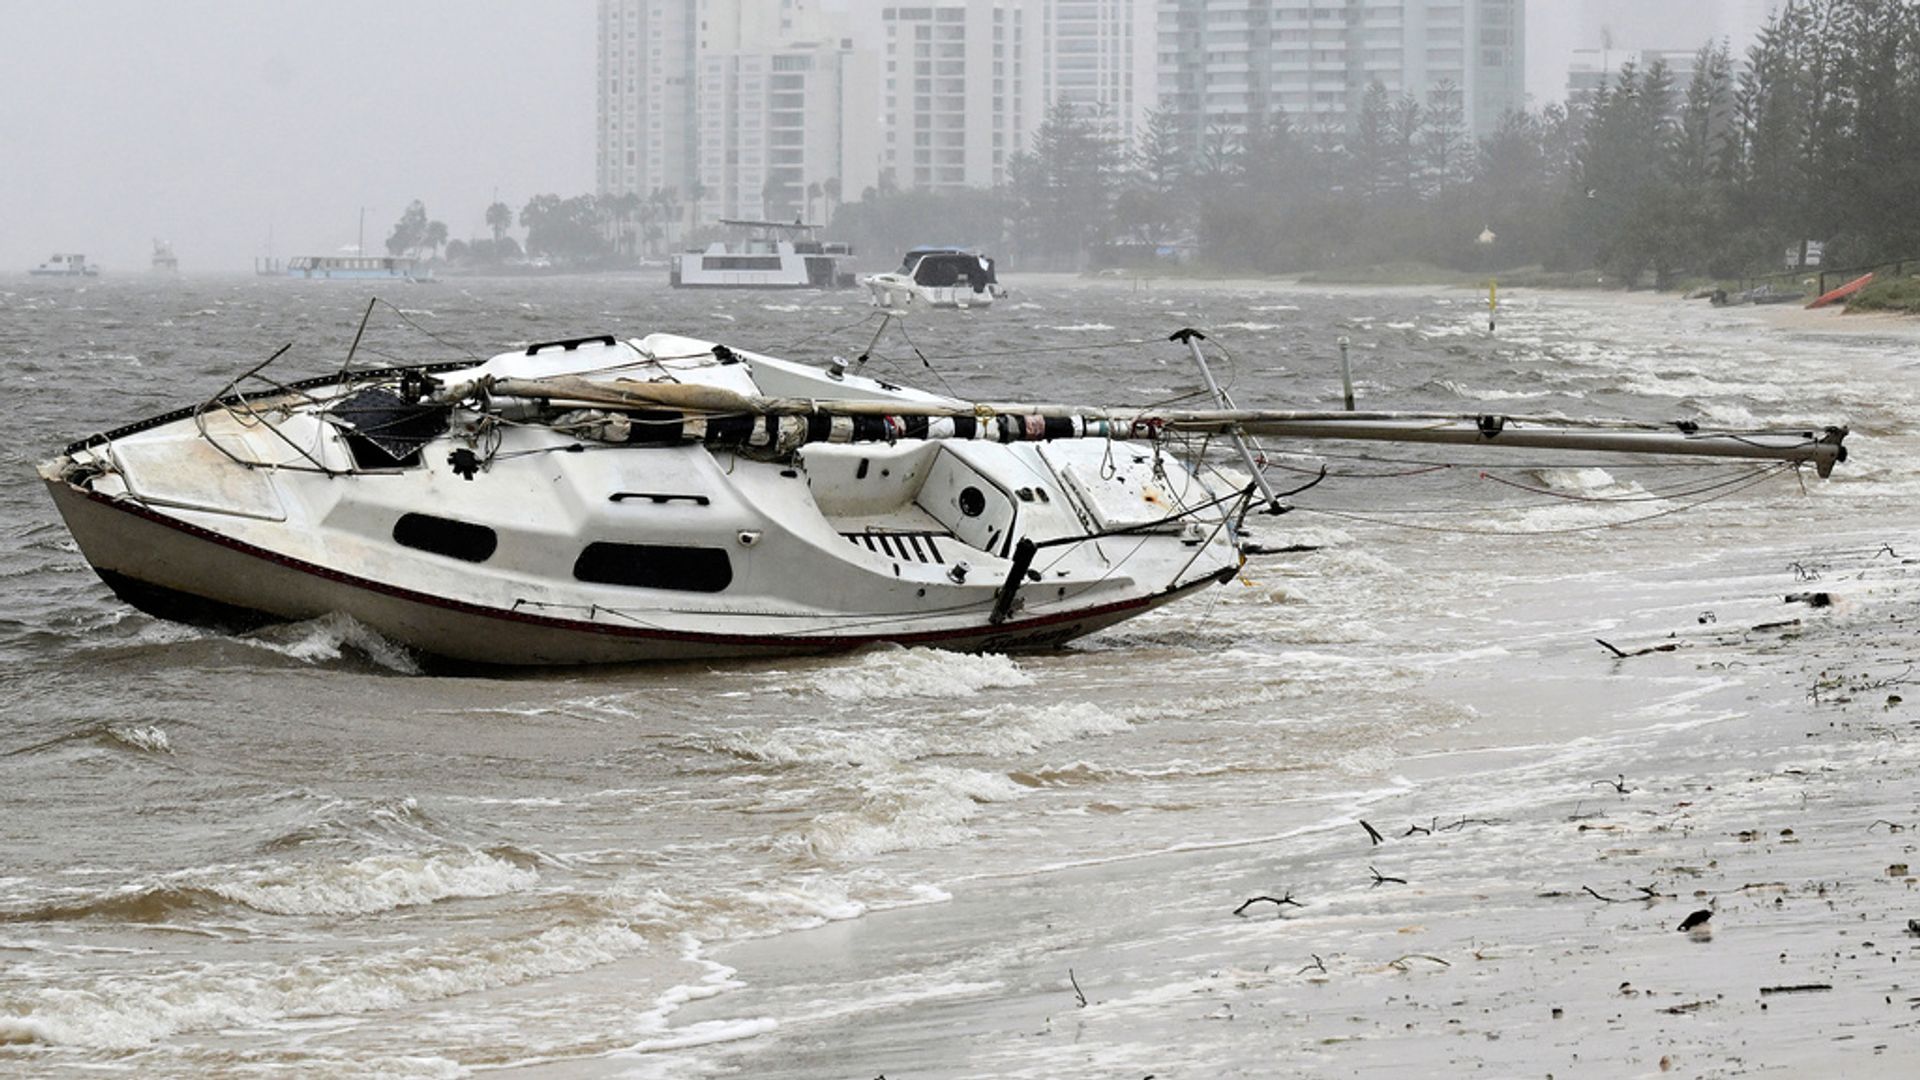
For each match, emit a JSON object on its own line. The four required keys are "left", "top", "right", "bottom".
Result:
{"left": 646, "top": 533, "right": 1920, "bottom": 1078}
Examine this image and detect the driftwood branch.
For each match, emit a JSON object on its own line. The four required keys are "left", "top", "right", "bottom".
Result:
{"left": 1759, "top": 983, "right": 1831, "bottom": 995}
{"left": 1360, "top": 819, "right": 1385, "bottom": 845}
{"left": 1234, "top": 891, "right": 1304, "bottom": 916}
{"left": 1388, "top": 954, "right": 1451, "bottom": 970}
{"left": 1591, "top": 774, "right": 1633, "bottom": 795}
{"left": 1369, "top": 865, "right": 1407, "bottom": 888}
{"left": 1068, "top": 968, "right": 1087, "bottom": 1008}
{"left": 1583, "top": 885, "right": 1626, "bottom": 903}
{"left": 1596, "top": 638, "right": 1681, "bottom": 659}
{"left": 1869, "top": 819, "right": 1908, "bottom": 833}
{"left": 1297, "top": 954, "right": 1327, "bottom": 976}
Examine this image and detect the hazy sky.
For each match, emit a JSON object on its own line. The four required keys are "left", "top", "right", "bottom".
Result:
{"left": 0, "top": 1, "right": 594, "bottom": 273}
{"left": 0, "top": 1, "right": 1736, "bottom": 275}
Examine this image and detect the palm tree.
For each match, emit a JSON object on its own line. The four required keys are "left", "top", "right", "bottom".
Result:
{"left": 684, "top": 182, "right": 706, "bottom": 240}
{"left": 424, "top": 220, "right": 449, "bottom": 260}
{"left": 609, "top": 192, "right": 643, "bottom": 258}
{"left": 485, "top": 201, "right": 513, "bottom": 245}
{"left": 822, "top": 177, "right": 841, "bottom": 227}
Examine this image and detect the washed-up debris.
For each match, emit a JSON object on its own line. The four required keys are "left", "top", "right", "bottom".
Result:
{"left": 1785, "top": 591, "right": 1833, "bottom": 608}
{"left": 1677, "top": 910, "right": 1713, "bottom": 932}
{"left": 1597, "top": 638, "right": 1682, "bottom": 658}
{"left": 1369, "top": 866, "right": 1408, "bottom": 888}
{"left": 1759, "top": 984, "right": 1832, "bottom": 995}
{"left": 1360, "top": 819, "right": 1385, "bottom": 845}
{"left": 1234, "top": 892, "right": 1303, "bottom": 917}
{"left": 1592, "top": 774, "right": 1633, "bottom": 795}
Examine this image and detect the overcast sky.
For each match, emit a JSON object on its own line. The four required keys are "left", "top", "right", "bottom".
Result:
{"left": 0, "top": 1, "right": 594, "bottom": 273}
{"left": 0, "top": 1, "right": 1724, "bottom": 275}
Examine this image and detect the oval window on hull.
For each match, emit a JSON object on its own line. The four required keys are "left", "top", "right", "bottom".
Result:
{"left": 572, "top": 542, "right": 733, "bottom": 592}
{"left": 393, "top": 513, "right": 498, "bottom": 563}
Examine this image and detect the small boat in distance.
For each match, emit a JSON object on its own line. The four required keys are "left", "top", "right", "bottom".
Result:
{"left": 151, "top": 240, "right": 179, "bottom": 274}
{"left": 863, "top": 247, "right": 1006, "bottom": 309}
{"left": 29, "top": 253, "right": 100, "bottom": 277}
{"left": 1710, "top": 283, "right": 1805, "bottom": 307}
{"left": 286, "top": 255, "right": 432, "bottom": 282}
{"left": 671, "top": 220, "right": 855, "bottom": 289}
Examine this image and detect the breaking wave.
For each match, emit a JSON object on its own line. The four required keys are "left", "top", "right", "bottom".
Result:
{"left": 1, "top": 851, "right": 536, "bottom": 923}
{"left": 797, "top": 646, "right": 1034, "bottom": 701}
{"left": 106, "top": 724, "right": 171, "bottom": 753}
{"left": 247, "top": 613, "right": 421, "bottom": 674}
{"left": 5, "top": 920, "right": 648, "bottom": 1049}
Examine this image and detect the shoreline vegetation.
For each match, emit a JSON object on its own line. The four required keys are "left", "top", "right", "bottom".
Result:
{"left": 382, "top": 2, "right": 1917, "bottom": 321}
{"left": 1068, "top": 260, "right": 1920, "bottom": 316}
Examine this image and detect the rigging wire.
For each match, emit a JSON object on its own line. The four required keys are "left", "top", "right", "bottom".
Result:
{"left": 1293, "top": 463, "right": 1797, "bottom": 536}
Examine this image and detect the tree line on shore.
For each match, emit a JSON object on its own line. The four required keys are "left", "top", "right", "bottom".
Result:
{"left": 842, "top": 0, "right": 1920, "bottom": 287}
{"left": 391, "top": 0, "right": 1916, "bottom": 287}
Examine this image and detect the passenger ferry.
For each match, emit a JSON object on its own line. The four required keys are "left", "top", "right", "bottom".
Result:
{"left": 286, "top": 255, "right": 431, "bottom": 282}
{"left": 671, "top": 220, "right": 855, "bottom": 289}
{"left": 29, "top": 253, "right": 100, "bottom": 277}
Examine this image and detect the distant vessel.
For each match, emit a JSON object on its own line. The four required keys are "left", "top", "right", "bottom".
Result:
{"left": 863, "top": 247, "right": 1005, "bottom": 309}
{"left": 671, "top": 220, "right": 855, "bottom": 289}
{"left": 151, "top": 240, "right": 179, "bottom": 274}
{"left": 29, "top": 253, "right": 100, "bottom": 277}
{"left": 285, "top": 255, "right": 431, "bottom": 282}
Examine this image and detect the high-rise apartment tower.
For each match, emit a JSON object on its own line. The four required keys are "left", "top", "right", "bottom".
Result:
{"left": 1157, "top": 0, "right": 1524, "bottom": 150}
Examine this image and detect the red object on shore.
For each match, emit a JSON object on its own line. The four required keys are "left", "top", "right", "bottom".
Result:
{"left": 1807, "top": 272, "right": 1875, "bottom": 309}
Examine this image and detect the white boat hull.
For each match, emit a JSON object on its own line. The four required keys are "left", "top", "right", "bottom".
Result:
{"left": 43, "top": 470, "right": 1226, "bottom": 665}
{"left": 863, "top": 273, "right": 1001, "bottom": 309}
{"left": 38, "top": 334, "right": 1242, "bottom": 666}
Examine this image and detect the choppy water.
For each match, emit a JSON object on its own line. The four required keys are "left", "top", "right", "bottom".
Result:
{"left": 2, "top": 274, "right": 1916, "bottom": 1075}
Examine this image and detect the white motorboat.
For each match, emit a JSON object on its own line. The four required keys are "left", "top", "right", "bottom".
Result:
{"left": 29, "top": 253, "right": 100, "bottom": 277}
{"left": 672, "top": 220, "right": 855, "bottom": 289}
{"left": 863, "top": 248, "right": 1005, "bottom": 309}
{"left": 38, "top": 325, "right": 1847, "bottom": 667}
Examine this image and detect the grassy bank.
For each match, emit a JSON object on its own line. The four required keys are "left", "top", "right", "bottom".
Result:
{"left": 1845, "top": 274, "right": 1920, "bottom": 313}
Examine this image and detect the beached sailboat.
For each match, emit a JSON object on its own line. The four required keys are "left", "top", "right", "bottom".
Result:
{"left": 37, "top": 323, "right": 1848, "bottom": 666}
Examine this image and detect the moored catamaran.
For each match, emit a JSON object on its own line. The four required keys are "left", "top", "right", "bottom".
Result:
{"left": 37, "top": 316, "right": 1848, "bottom": 666}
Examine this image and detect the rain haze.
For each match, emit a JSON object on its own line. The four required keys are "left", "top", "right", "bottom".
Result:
{"left": 0, "top": 1, "right": 594, "bottom": 274}
{"left": 1, "top": 1, "right": 1767, "bottom": 274}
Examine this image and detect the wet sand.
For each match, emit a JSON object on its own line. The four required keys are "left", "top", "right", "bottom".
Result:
{"left": 640, "top": 532, "right": 1920, "bottom": 1079}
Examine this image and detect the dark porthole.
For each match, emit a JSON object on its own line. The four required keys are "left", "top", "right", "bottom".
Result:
{"left": 572, "top": 542, "right": 732, "bottom": 592}
{"left": 957, "top": 486, "right": 987, "bottom": 517}
{"left": 393, "top": 513, "right": 497, "bottom": 563}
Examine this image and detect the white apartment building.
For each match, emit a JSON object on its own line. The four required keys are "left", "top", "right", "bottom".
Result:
{"left": 879, "top": 0, "right": 1031, "bottom": 191}
{"left": 596, "top": 0, "right": 699, "bottom": 200}
{"left": 1034, "top": 0, "right": 1159, "bottom": 147}
{"left": 1156, "top": 0, "right": 1524, "bottom": 149}
{"left": 695, "top": 42, "right": 881, "bottom": 221}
